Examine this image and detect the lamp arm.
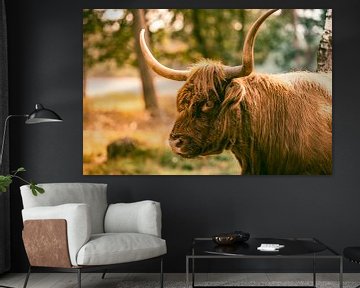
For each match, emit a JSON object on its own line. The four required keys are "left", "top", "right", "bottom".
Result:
{"left": 0, "top": 114, "right": 28, "bottom": 169}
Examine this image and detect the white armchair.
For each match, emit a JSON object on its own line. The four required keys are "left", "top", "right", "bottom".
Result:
{"left": 20, "top": 183, "right": 166, "bottom": 288}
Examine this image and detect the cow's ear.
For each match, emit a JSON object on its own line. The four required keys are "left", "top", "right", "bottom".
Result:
{"left": 222, "top": 80, "right": 246, "bottom": 105}
{"left": 217, "top": 79, "right": 231, "bottom": 102}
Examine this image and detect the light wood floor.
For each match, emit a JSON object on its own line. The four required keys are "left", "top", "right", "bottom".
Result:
{"left": 0, "top": 273, "right": 359, "bottom": 288}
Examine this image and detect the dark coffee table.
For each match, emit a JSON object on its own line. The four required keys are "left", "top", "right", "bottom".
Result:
{"left": 186, "top": 237, "right": 343, "bottom": 288}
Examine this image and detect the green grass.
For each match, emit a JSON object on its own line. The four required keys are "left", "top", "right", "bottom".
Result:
{"left": 84, "top": 148, "right": 239, "bottom": 175}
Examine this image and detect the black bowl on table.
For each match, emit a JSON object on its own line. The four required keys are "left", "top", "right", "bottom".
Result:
{"left": 212, "top": 231, "right": 250, "bottom": 245}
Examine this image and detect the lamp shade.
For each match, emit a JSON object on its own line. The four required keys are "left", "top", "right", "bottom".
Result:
{"left": 25, "top": 104, "right": 63, "bottom": 124}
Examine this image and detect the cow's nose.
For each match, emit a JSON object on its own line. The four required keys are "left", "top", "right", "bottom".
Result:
{"left": 169, "top": 134, "right": 187, "bottom": 149}
{"left": 172, "top": 138, "right": 183, "bottom": 148}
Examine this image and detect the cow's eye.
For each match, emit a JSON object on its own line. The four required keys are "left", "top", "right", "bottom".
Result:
{"left": 201, "top": 100, "right": 214, "bottom": 113}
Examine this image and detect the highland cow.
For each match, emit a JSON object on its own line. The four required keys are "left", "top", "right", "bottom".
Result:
{"left": 140, "top": 9, "right": 332, "bottom": 175}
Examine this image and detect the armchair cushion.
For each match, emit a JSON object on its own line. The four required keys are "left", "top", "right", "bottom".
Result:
{"left": 20, "top": 183, "right": 108, "bottom": 234}
{"left": 104, "top": 200, "right": 162, "bottom": 237}
{"left": 22, "top": 203, "right": 91, "bottom": 266}
{"left": 76, "top": 233, "right": 167, "bottom": 266}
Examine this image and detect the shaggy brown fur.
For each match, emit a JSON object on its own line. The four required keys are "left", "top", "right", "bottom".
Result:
{"left": 169, "top": 60, "right": 332, "bottom": 175}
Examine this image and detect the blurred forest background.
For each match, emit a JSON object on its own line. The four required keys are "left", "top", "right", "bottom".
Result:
{"left": 83, "top": 9, "right": 327, "bottom": 175}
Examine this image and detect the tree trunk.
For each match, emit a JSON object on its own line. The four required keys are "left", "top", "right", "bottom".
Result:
{"left": 317, "top": 9, "right": 332, "bottom": 72}
{"left": 131, "top": 9, "right": 160, "bottom": 117}
{"left": 192, "top": 10, "right": 210, "bottom": 58}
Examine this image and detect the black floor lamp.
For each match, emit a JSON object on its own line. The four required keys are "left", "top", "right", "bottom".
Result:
{"left": 0, "top": 103, "right": 62, "bottom": 288}
{"left": 0, "top": 103, "right": 63, "bottom": 167}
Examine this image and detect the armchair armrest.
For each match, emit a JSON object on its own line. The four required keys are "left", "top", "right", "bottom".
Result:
{"left": 22, "top": 203, "right": 91, "bottom": 266}
{"left": 104, "top": 200, "right": 162, "bottom": 237}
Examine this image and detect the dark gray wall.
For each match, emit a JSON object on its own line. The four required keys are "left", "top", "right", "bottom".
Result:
{"left": 5, "top": 0, "right": 360, "bottom": 273}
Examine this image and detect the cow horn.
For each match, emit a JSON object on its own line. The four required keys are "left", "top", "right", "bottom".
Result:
{"left": 224, "top": 9, "right": 279, "bottom": 79}
{"left": 140, "top": 29, "right": 190, "bottom": 81}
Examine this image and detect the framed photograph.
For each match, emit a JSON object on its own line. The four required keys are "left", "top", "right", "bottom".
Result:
{"left": 83, "top": 9, "right": 332, "bottom": 175}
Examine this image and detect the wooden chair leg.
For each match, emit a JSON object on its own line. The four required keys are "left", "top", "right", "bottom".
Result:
{"left": 22, "top": 266, "right": 31, "bottom": 288}
{"left": 77, "top": 268, "right": 81, "bottom": 288}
